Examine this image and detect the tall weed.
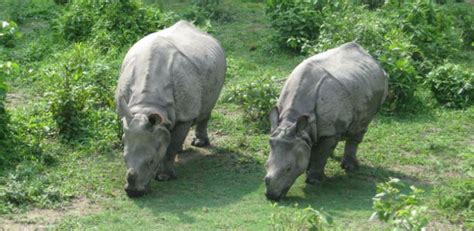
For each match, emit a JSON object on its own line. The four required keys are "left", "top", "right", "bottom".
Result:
{"left": 225, "top": 75, "right": 280, "bottom": 132}
{"left": 371, "top": 178, "right": 428, "bottom": 230}
{"left": 426, "top": 63, "right": 473, "bottom": 109}
{"left": 56, "top": 0, "right": 175, "bottom": 51}
{"left": 270, "top": 203, "right": 333, "bottom": 230}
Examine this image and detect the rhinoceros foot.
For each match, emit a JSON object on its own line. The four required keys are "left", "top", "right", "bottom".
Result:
{"left": 305, "top": 173, "right": 325, "bottom": 185}
{"left": 341, "top": 157, "right": 359, "bottom": 172}
{"left": 191, "top": 137, "right": 210, "bottom": 147}
{"left": 155, "top": 170, "right": 177, "bottom": 181}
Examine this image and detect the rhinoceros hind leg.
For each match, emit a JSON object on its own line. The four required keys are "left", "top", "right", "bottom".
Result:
{"left": 156, "top": 121, "right": 193, "bottom": 181}
{"left": 191, "top": 115, "right": 210, "bottom": 147}
{"left": 341, "top": 131, "right": 366, "bottom": 172}
{"left": 306, "top": 137, "right": 338, "bottom": 185}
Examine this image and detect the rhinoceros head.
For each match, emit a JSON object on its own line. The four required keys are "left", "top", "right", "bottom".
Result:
{"left": 118, "top": 98, "right": 170, "bottom": 198}
{"left": 264, "top": 107, "right": 311, "bottom": 201}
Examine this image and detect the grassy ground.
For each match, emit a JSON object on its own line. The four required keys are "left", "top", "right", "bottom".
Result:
{"left": 1, "top": 0, "right": 473, "bottom": 230}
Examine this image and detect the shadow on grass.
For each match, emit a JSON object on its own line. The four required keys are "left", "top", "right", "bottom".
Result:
{"left": 279, "top": 163, "right": 429, "bottom": 218}
{"left": 128, "top": 140, "right": 428, "bottom": 224}
{"left": 130, "top": 145, "right": 265, "bottom": 224}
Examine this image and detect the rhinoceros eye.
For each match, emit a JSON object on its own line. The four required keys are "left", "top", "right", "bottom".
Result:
{"left": 285, "top": 166, "right": 291, "bottom": 173}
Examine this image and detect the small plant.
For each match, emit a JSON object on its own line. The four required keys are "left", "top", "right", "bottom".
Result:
{"left": 0, "top": 162, "right": 70, "bottom": 214}
{"left": 0, "top": 20, "right": 20, "bottom": 48}
{"left": 0, "top": 61, "right": 19, "bottom": 139}
{"left": 270, "top": 203, "right": 333, "bottom": 231}
{"left": 435, "top": 179, "right": 473, "bottom": 227}
{"left": 426, "top": 63, "right": 473, "bottom": 109}
{"left": 371, "top": 178, "right": 428, "bottom": 231}
{"left": 225, "top": 75, "right": 280, "bottom": 131}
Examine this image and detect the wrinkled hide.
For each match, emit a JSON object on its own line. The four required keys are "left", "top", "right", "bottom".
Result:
{"left": 265, "top": 42, "right": 388, "bottom": 200}
{"left": 115, "top": 21, "right": 226, "bottom": 197}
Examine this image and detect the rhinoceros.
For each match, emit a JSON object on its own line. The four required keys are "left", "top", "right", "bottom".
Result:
{"left": 115, "top": 21, "right": 226, "bottom": 197}
{"left": 264, "top": 42, "right": 388, "bottom": 200}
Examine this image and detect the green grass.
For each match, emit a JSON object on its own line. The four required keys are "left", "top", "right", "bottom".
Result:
{"left": 1, "top": 0, "right": 473, "bottom": 230}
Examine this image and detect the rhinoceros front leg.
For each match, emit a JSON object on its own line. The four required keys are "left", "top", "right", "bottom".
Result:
{"left": 156, "top": 121, "right": 192, "bottom": 181}
{"left": 191, "top": 115, "right": 210, "bottom": 147}
{"left": 341, "top": 131, "right": 365, "bottom": 172}
{"left": 306, "top": 137, "right": 338, "bottom": 185}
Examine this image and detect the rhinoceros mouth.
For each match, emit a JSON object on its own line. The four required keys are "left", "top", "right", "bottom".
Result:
{"left": 265, "top": 186, "right": 290, "bottom": 201}
{"left": 125, "top": 189, "right": 146, "bottom": 198}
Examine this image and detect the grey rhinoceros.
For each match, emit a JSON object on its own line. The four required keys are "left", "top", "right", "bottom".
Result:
{"left": 265, "top": 42, "right": 388, "bottom": 200}
{"left": 115, "top": 21, "right": 226, "bottom": 197}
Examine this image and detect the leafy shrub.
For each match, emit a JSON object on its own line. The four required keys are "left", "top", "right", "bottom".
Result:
{"left": 57, "top": 0, "right": 175, "bottom": 51}
{"left": 43, "top": 44, "right": 118, "bottom": 140}
{"left": 426, "top": 63, "right": 473, "bottom": 109}
{"left": 58, "top": 3, "right": 95, "bottom": 42}
{"left": 382, "top": 1, "right": 463, "bottom": 65}
{"left": 371, "top": 178, "right": 428, "bottom": 230}
{"left": 270, "top": 203, "right": 333, "bottom": 230}
{"left": 266, "top": 0, "right": 325, "bottom": 49}
{"left": 435, "top": 179, "right": 473, "bottom": 227}
{"left": 356, "top": 0, "right": 385, "bottom": 9}
{"left": 1, "top": 0, "right": 58, "bottom": 23}
{"left": 225, "top": 75, "right": 280, "bottom": 131}
{"left": 442, "top": 2, "right": 474, "bottom": 47}
{"left": 266, "top": 0, "right": 465, "bottom": 112}
{"left": 0, "top": 20, "right": 20, "bottom": 48}
{"left": 183, "top": 0, "right": 233, "bottom": 25}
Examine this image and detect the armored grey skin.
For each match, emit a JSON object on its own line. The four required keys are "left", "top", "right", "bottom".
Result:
{"left": 115, "top": 21, "right": 226, "bottom": 198}
{"left": 265, "top": 42, "right": 388, "bottom": 200}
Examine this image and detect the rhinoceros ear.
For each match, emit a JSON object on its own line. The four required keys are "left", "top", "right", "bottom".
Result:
{"left": 294, "top": 115, "right": 309, "bottom": 135}
{"left": 269, "top": 107, "right": 279, "bottom": 131}
{"left": 118, "top": 97, "right": 132, "bottom": 125}
{"left": 148, "top": 113, "right": 166, "bottom": 127}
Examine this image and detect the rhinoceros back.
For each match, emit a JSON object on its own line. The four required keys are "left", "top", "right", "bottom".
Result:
{"left": 278, "top": 42, "right": 387, "bottom": 139}
{"left": 116, "top": 21, "right": 226, "bottom": 126}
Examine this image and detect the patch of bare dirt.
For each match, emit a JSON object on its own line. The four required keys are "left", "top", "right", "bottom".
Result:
{"left": 5, "top": 92, "right": 29, "bottom": 107}
{"left": 0, "top": 197, "right": 101, "bottom": 230}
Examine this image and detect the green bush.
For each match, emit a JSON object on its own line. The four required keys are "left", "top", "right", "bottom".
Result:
{"left": 426, "top": 63, "right": 473, "bottom": 109}
{"left": 42, "top": 44, "right": 118, "bottom": 140}
{"left": 225, "top": 75, "right": 280, "bottom": 131}
{"left": 0, "top": 20, "right": 20, "bottom": 48}
{"left": 1, "top": 0, "right": 58, "bottom": 24}
{"left": 266, "top": 0, "right": 465, "bottom": 112}
{"left": 371, "top": 178, "right": 428, "bottom": 230}
{"left": 383, "top": 1, "right": 463, "bottom": 66}
{"left": 442, "top": 2, "right": 474, "bottom": 48}
{"left": 266, "top": 0, "right": 326, "bottom": 49}
{"left": 272, "top": 2, "right": 421, "bottom": 111}
{"left": 57, "top": 0, "right": 175, "bottom": 51}
{"left": 58, "top": 3, "right": 95, "bottom": 42}
{"left": 356, "top": 0, "right": 385, "bottom": 9}
{"left": 182, "top": 0, "right": 233, "bottom": 26}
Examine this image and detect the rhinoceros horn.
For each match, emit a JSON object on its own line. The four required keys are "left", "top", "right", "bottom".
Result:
{"left": 118, "top": 96, "right": 133, "bottom": 125}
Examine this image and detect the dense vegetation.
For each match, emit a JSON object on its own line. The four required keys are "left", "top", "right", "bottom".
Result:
{"left": 267, "top": 0, "right": 473, "bottom": 111}
{"left": 0, "top": 0, "right": 473, "bottom": 229}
